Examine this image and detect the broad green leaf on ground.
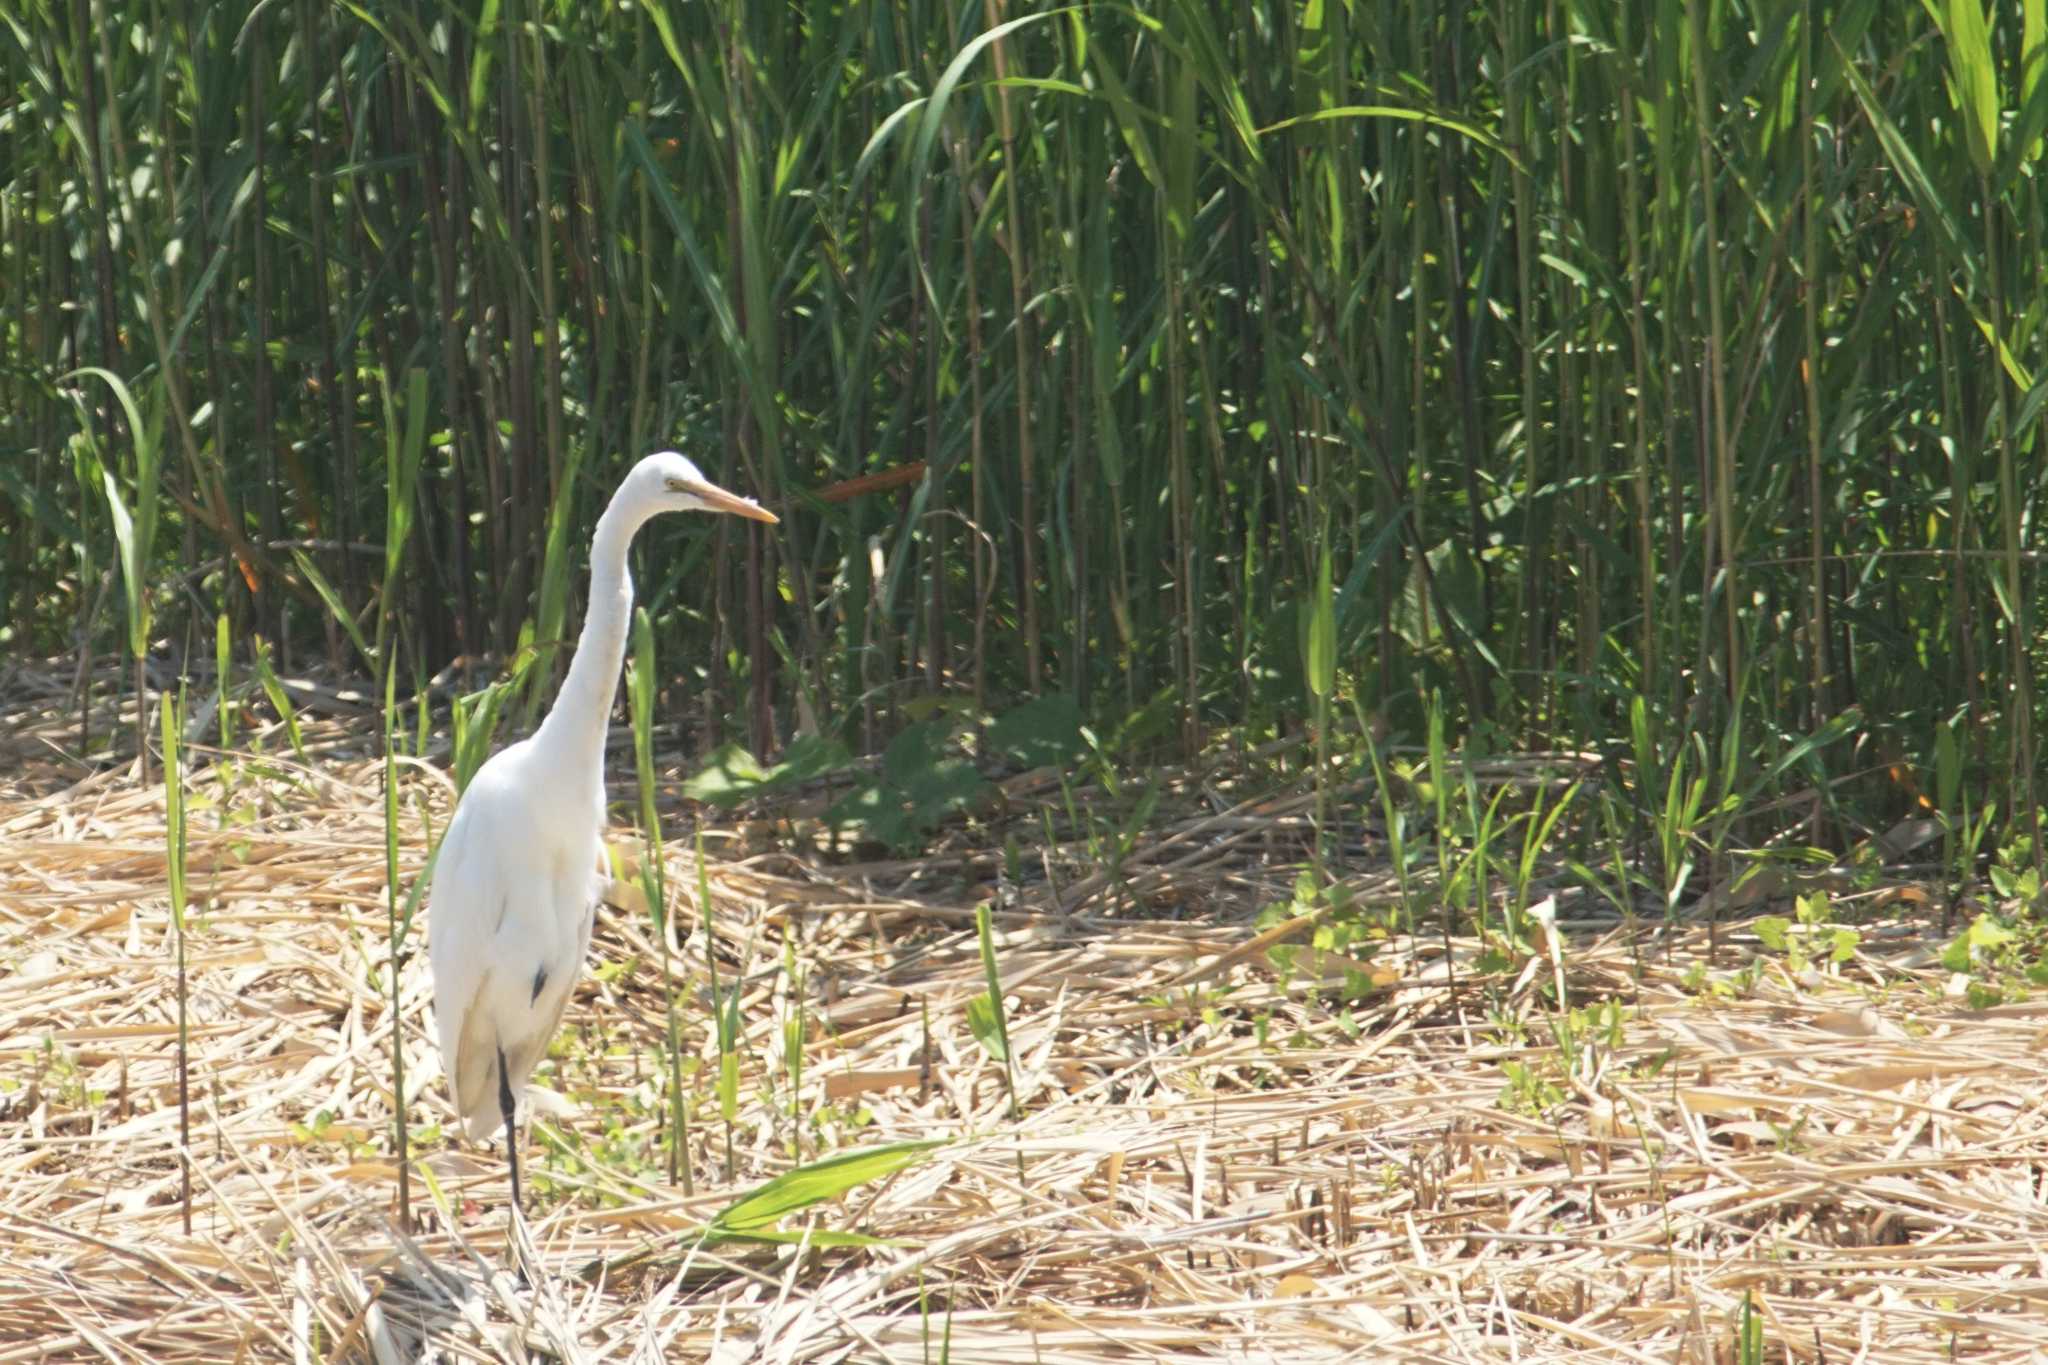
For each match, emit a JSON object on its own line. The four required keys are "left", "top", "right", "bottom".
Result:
{"left": 985, "top": 694, "right": 1087, "bottom": 767}
{"left": 699, "top": 1139, "right": 947, "bottom": 1245}
{"left": 882, "top": 720, "right": 952, "bottom": 788}
{"left": 899, "top": 758, "right": 987, "bottom": 820}
{"left": 824, "top": 781, "right": 915, "bottom": 851}
{"left": 684, "top": 735, "right": 855, "bottom": 807}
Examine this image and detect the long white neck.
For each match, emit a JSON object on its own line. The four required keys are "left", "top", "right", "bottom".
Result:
{"left": 530, "top": 489, "right": 650, "bottom": 786}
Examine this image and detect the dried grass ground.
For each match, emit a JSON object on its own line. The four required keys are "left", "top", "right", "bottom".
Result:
{"left": 6, "top": 666, "right": 2048, "bottom": 1362}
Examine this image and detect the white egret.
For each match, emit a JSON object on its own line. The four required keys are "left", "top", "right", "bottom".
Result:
{"left": 427, "top": 451, "right": 776, "bottom": 1212}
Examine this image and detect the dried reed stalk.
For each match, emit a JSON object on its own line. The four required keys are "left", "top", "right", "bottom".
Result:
{"left": 2, "top": 663, "right": 2045, "bottom": 1361}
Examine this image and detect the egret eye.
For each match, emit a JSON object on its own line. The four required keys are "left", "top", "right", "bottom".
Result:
{"left": 664, "top": 476, "right": 691, "bottom": 493}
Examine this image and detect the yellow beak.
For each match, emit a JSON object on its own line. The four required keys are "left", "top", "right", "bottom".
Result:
{"left": 673, "top": 476, "right": 779, "bottom": 524}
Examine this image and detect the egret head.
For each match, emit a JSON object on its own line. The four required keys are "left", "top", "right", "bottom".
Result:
{"left": 634, "top": 450, "right": 778, "bottom": 524}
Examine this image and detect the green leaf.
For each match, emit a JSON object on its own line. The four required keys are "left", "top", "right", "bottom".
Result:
{"left": 466, "top": 0, "right": 502, "bottom": 128}
{"left": 901, "top": 759, "right": 988, "bottom": 822}
{"left": 250, "top": 636, "right": 306, "bottom": 761}
{"left": 851, "top": 96, "right": 928, "bottom": 194}
{"left": 965, "top": 992, "right": 1008, "bottom": 1061}
{"left": 683, "top": 735, "right": 855, "bottom": 807}
{"left": 630, "top": 609, "right": 659, "bottom": 795}
{"left": 395, "top": 814, "right": 441, "bottom": 947}
{"left": 1833, "top": 41, "right": 1976, "bottom": 288}
{"left": 65, "top": 367, "right": 150, "bottom": 463}
{"left": 1255, "top": 103, "right": 1510, "bottom": 160}
{"left": 98, "top": 464, "right": 141, "bottom": 653}
{"left": 1754, "top": 916, "right": 1790, "bottom": 952}
{"left": 1304, "top": 548, "right": 1336, "bottom": 700}
{"left": 639, "top": 0, "right": 690, "bottom": 78}
{"left": 1944, "top": 0, "right": 2000, "bottom": 175}
{"left": 1936, "top": 718, "right": 1962, "bottom": 816}
{"left": 972, "top": 901, "right": 1014, "bottom": 1074}
{"left": 985, "top": 695, "right": 1087, "bottom": 767}
{"left": 1941, "top": 934, "right": 1974, "bottom": 973}
{"left": 2025, "top": 0, "right": 2047, "bottom": 161}
{"left": 1963, "top": 299, "right": 2036, "bottom": 393}
{"left": 70, "top": 368, "right": 162, "bottom": 659}
{"left": 215, "top": 613, "right": 234, "bottom": 749}
{"left": 528, "top": 474, "right": 581, "bottom": 718}
{"left": 819, "top": 725, "right": 991, "bottom": 850}
{"left": 824, "top": 781, "right": 914, "bottom": 850}
{"left": 162, "top": 685, "right": 187, "bottom": 932}
{"left": 292, "top": 548, "right": 375, "bottom": 670}
{"left": 1737, "top": 1291, "right": 1763, "bottom": 1363}
{"left": 448, "top": 656, "right": 532, "bottom": 795}
{"left": 684, "top": 742, "right": 776, "bottom": 801}
{"left": 718, "top": 1046, "right": 738, "bottom": 1125}
{"left": 703, "top": 1139, "right": 946, "bottom": 1242}
{"left": 1081, "top": 16, "right": 1166, "bottom": 194}
{"left": 382, "top": 656, "right": 402, "bottom": 923}
{"left": 628, "top": 607, "right": 666, "bottom": 928}
{"left": 908, "top": 10, "right": 1072, "bottom": 200}
{"left": 622, "top": 120, "right": 755, "bottom": 386}
{"left": 882, "top": 720, "right": 952, "bottom": 788}
{"left": 382, "top": 368, "right": 430, "bottom": 612}
{"left": 1967, "top": 913, "right": 2016, "bottom": 950}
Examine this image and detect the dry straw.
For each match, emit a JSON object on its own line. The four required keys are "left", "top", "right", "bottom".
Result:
{"left": 4, "top": 662, "right": 2048, "bottom": 1362}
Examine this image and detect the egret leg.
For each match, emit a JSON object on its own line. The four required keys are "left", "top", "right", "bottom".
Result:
{"left": 497, "top": 1044, "right": 523, "bottom": 1213}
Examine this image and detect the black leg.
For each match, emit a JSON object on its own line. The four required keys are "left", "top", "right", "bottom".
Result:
{"left": 497, "top": 1043, "right": 522, "bottom": 1214}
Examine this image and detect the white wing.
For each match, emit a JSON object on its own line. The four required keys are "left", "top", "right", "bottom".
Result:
{"left": 427, "top": 742, "right": 603, "bottom": 1142}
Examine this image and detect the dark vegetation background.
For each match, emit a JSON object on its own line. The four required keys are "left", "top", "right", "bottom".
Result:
{"left": 3, "top": 1, "right": 2045, "bottom": 853}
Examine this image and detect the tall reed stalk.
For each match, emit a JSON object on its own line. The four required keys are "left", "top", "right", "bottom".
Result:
{"left": 630, "top": 608, "right": 693, "bottom": 1194}
{"left": 159, "top": 684, "right": 191, "bottom": 1233}
{"left": 381, "top": 659, "right": 411, "bottom": 1226}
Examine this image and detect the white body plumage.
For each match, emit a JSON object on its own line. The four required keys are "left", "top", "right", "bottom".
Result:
{"left": 428, "top": 733, "right": 604, "bottom": 1140}
{"left": 424, "top": 452, "right": 776, "bottom": 1180}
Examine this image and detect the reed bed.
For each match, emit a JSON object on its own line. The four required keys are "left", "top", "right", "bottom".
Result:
{"left": 8, "top": 1, "right": 2048, "bottom": 832}
{"left": 3, "top": 661, "right": 2046, "bottom": 1363}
